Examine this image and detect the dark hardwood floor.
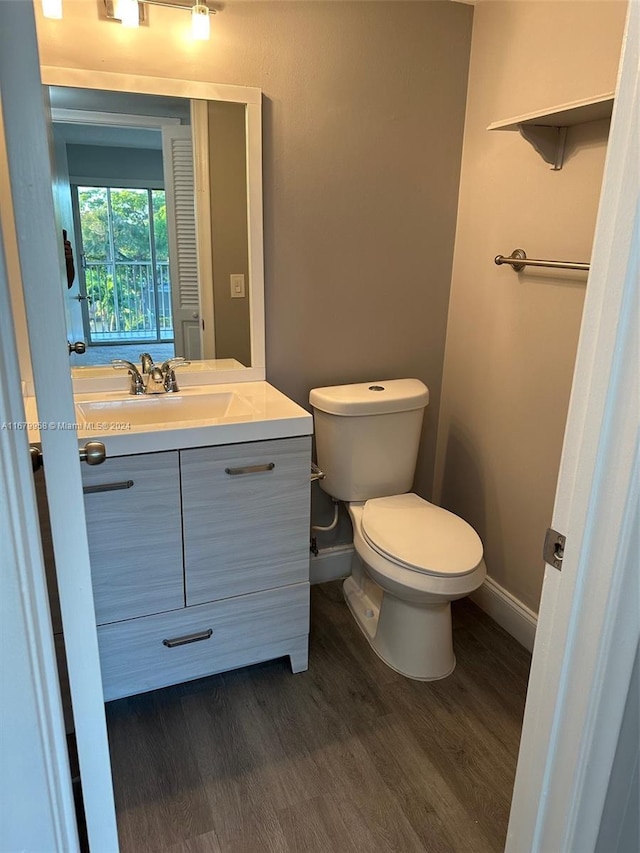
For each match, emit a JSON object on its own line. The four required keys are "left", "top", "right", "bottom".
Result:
{"left": 106, "top": 582, "right": 531, "bottom": 852}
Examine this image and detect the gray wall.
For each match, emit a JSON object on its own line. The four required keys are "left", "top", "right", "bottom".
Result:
{"left": 37, "top": 0, "right": 475, "bottom": 533}
{"left": 257, "top": 3, "right": 473, "bottom": 509}
{"left": 208, "top": 101, "right": 251, "bottom": 368}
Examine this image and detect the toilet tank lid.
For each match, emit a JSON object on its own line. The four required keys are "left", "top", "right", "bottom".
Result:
{"left": 309, "top": 379, "right": 428, "bottom": 416}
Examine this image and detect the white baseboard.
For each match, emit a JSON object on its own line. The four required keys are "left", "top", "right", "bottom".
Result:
{"left": 470, "top": 575, "right": 538, "bottom": 652}
{"left": 310, "top": 545, "right": 354, "bottom": 585}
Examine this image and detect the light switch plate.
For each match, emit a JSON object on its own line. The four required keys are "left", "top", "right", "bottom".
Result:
{"left": 230, "top": 274, "right": 245, "bottom": 298}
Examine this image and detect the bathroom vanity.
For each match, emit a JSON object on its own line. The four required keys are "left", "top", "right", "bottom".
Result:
{"left": 33, "top": 381, "right": 313, "bottom": 702}
{"left": 86, "top": 435, "right": 311, "bottom": 701}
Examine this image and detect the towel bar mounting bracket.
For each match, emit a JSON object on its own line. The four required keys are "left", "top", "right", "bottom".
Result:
{"left": 499, "top": 248, "right": 527, "bottom": 272}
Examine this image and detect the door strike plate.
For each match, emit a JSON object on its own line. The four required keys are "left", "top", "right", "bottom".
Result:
{"left": 543, "top": 527, "right": 566, "bottom": 571}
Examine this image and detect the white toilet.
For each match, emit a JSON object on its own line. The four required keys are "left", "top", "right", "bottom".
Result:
{"left": 309, "top": 378, "right": 486, "bottom": 680}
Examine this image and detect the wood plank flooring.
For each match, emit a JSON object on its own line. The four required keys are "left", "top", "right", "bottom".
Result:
{"left": 106, "top": 582, "right": 531, "bottom": 852}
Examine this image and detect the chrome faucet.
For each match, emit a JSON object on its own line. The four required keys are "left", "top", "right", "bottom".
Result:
{"left": 112, "top": 356, "right": 191, "bottom": 395}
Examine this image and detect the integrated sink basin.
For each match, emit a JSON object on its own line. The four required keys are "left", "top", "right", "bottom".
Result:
{"left": 59, "top": 381, "right": 313, "bottom": 456}
{"left": 76, "top": 390, "right": 254, "bottom": 428}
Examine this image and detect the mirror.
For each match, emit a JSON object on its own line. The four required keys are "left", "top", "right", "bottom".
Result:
{"left": 41, "top": 68, "right": 265, "bottom": 383}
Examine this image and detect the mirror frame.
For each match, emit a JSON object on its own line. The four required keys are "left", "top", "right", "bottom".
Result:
{"left": 41, "top": 66, "right": 266, "bottom": 386}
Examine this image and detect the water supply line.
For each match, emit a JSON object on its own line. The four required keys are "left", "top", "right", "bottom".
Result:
{"left": 312, "top": 499, "right": 340, "bottom": 534}
{"left": 309, "top": 462, "right": 339, "bottom": 555}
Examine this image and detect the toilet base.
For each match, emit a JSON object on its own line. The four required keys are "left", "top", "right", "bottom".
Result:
{"left": 343, "top": 574, "right": 456, "bottom": 681}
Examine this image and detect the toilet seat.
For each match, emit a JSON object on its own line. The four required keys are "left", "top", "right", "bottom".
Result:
{"left": 361, "top": 493, "right": 483, "bottom": 578}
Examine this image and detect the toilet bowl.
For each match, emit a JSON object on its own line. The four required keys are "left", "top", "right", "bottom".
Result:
{"left": 309, "top": 378, "right": 487, "bottom": 680}
{"left": 344, "top": 497, "right": 486, "bottom": 680}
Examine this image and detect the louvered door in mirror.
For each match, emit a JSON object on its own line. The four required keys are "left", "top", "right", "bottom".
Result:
{"left": 162, "top": 124, "right": 201, "bottom": 360}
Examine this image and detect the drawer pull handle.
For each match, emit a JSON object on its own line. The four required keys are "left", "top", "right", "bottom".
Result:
{"left": 83, "top": 479, "right": 134, "bottom": 494}
{"left": 162, "top": 628, "right": 213, "bottom": 648}
{"left": 225, "top": 463, "right": 275, "bottom": 476}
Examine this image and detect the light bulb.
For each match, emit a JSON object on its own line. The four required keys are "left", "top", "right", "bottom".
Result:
{"left": 41, "top": 0, "right": 63, "bottom": 19}
{"left": 118, "top": 0, "right": 140, "bottom": 28}
{"left": 191, "top": 4, "right": 210, "bottom": 40}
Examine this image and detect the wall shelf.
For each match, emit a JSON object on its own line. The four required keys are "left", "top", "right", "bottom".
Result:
{"left": 487, "top": 93, "right": 614, "bottom": 170}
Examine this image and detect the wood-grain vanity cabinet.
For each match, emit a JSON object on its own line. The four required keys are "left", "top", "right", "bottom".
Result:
{"left": 82, "top": 435, "right": 311, "bottom": 701}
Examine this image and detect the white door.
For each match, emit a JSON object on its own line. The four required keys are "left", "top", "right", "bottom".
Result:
{"left": 0, "top": 4, "right": 118, "bottom": 850}
{"left": 0, "top": 216, "right": 81, "bottom": 853}
{"left": 507, "top": 4, "right": 639, "bottom": 850}
{"left": 162, "top": 124, "right": 202, "bottom": 360}
{"left": 50, "top": 123, "right": 85, "bottom": 355}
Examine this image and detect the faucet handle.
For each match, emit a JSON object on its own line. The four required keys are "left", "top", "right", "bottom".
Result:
{"left": 161, "top": 358, "right": 191, "bottom": 393}
{"left": 112, "top": 358, "right": 140, "bottom": 372}
{"left": 160, "top": 357, "right": 191, "bottom": 373}
{"left": 111, "top": 359, "right": 145, "bottom": 395}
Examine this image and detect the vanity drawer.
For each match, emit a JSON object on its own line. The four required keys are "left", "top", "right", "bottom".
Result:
{"left": 181, "top": 436, "right": 311, "bottom": 606}
{"left": 98, "top": 582, "right": 310, "bottom": 701}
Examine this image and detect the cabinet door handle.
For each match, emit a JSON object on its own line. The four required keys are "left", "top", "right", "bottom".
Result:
{"left": 224, "top": 462, "right": 275, "bottom": 476}
{"left": 83, "top": 479, "right": 134, "bottom": 494}
{"left": 162, "top": 628, "right": 213, "bottom": 648}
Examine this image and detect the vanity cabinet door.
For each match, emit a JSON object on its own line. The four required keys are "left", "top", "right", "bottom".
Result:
{"left": 181, "top": 436, "right": 311, "bottom": 606}
{"left": 82, "top": 451, "right": 184, "bottom": 625}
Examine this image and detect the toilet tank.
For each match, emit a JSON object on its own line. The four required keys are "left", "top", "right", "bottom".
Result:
{"left": 309, "top": 379, "right": 429, "bottom": 502}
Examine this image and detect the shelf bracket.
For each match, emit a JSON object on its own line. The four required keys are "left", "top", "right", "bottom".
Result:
{"left": 518, "top": 124, "right": 568, "bottom": 170}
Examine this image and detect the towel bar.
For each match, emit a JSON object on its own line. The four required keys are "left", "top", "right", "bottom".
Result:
{"left": 495, "top": 248, "right": 589, "bottom": 272}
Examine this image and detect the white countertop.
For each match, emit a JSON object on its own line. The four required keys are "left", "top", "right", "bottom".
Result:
{"left": 24, "top": 381, "right": 313, "bottom": 457}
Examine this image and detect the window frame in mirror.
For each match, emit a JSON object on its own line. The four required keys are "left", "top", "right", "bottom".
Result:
{"left": 41, "top": 66, "right": 265, "bottom": 386}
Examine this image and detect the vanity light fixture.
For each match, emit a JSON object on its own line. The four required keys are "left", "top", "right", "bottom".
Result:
{"left": 103, "top": 0, "right": 216, "bottom": 39}
{"left": 41, "top": 0, "right": 63, "bottom": 19}
{"left": 191, "top": 3, "right": 210, "bottom": 40}
{"left": 116, "top": 0, "right": 141, "bottom": 28}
